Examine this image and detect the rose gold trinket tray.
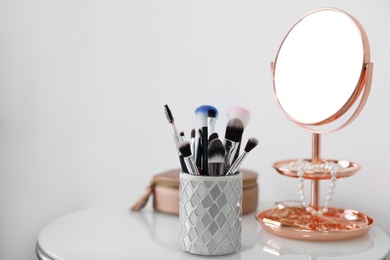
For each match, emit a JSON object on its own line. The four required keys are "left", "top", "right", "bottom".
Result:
{"left": 256, "top": 205, "right": 374, "bottom": 241}
{"left": 273, "top": 159, "right": 360, "bottom": 179}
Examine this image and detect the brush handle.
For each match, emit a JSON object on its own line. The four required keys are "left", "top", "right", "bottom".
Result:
{"left": 233, "top": 136, "right": 242, "bottom": 162}
{"left": 183, "top": 156, "right": 200, "bottom": 175}
{"left": 195, "top": 130, "right": 202, "bottom": 172}
{"left": 226, "top": 152, "right": 248, "bottom": 175}
{"left": 201, "top": 126, "right": 208, "bottom": 176}
{"left": 179, "top": 155, "right": 188, "bottom": 173}
{"left": 208, "top": 162, "right": 224, "bottom": 176}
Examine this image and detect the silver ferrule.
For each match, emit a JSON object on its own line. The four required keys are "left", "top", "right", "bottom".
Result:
{"left": 183, "top": 156, "right": 200, "bottom": 175}
{"left": 207, "top": 117, "right": 216, "bottom": 135}
{"left": 224, "top": 139, "right": 239, "bottom": 169}
{"left": 190, "top": 137, "right": 196, "bottom": 160}
{"left": 208, "top": 162, "right": 224, "bottom": 176}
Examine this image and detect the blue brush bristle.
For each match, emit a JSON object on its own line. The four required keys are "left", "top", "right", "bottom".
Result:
{"left": 195, "top": 105, "right": 218, "bottom": 117}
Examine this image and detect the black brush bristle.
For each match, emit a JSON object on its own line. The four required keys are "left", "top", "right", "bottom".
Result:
{"left": 164, "top": 104, "right": 174, "bottom": 124}
{"left": 244, "top": 137, "right": 259, "bottom": 153}
{"left": 207, "top": 138, "right": 225, "bottom": 163}
{"left": 208, "top": 109, "right": 216, "bottom": 118}
{"left": 208, "top": 132, "right": 219, "bottom": 143}
{"left": 191, "top": 128, "right": 196, "bottom": 138}
{"left": 178, "top": 141, "right": 192, "bottom": 157}
{"left": 225, "top": 118, "right": 244, "bottom": 142}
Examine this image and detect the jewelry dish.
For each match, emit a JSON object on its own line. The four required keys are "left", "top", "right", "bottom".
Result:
{"left": 273, "top": 159, "right": 361, "bottom": 180}
{"left": 256, "top": 204, "right": 374, "bottom": 241}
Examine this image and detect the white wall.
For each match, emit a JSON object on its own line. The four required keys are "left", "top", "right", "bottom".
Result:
{"left": 0, "top": 1, "right": 389, "bottom": 259}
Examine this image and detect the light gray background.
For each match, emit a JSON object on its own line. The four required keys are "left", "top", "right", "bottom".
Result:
{"left": 0, "top": 1, "right": 389, "bottom": 259}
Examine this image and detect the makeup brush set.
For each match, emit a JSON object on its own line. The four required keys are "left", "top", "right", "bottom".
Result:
{"left": 164, "top": 104, "right": 259, "bottom": 177}
{"left": 130, "top": 104, "right": 259, "bottom": 217}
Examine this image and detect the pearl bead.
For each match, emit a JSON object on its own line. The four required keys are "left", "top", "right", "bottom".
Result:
{"left": 290, "top": 160, "right": 339, "bottom": 215}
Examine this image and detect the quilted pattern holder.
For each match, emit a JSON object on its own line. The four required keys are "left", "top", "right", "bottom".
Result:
{"left": 179, "top": 172, "right": 242, "bottom": 255}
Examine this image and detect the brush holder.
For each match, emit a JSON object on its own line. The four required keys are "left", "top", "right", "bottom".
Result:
{"left": 179, "top": 172, "right": 242, "bottom": 256}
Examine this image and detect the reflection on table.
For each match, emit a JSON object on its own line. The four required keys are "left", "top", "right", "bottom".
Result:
{"left": 36, "top": 204, "right": 389, "bottom": 260}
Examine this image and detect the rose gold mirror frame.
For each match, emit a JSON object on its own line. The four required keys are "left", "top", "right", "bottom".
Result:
{"left": 271, "top": 8, "right": 373, "bottom": 134}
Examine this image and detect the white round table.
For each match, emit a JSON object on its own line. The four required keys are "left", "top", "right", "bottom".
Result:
{"left": 36, "top": 203, "right": 390, "bottom": 260}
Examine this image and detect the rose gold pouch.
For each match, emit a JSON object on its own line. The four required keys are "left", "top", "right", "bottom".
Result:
{"left": 131, "top": 168, "right": 258, "bottom": 215}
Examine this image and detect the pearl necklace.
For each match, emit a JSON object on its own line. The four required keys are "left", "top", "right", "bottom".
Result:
{"left": 283, "top": 159, "right": 341, "bottom": 216}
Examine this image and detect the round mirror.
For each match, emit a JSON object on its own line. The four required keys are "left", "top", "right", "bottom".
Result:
{"left": 273, "top": 8, "right": 372, "bottom": 133}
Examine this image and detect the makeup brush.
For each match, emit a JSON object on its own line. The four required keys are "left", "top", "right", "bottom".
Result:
{"left": 164, "top": 104, "right": 187, "bottom": 173}
{"left": 224, "top": 118, "right": 244, "bottom": 170}
{"left": 227, "top": 106, "right": 251, "bottom": 161}
{"left": 195, "top": 105, "right": 217, "bottom": 176}
{"left": 226, "top": 137, "right": 259, "bottom": 175}
{"left": 208, "top": 138, "right": 226, "bottom": 176}
{"left": 178, "top": 140, "right": 200, "bottom": 175}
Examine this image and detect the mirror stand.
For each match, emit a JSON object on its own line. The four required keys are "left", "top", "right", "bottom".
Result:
{"left": 255, "top": 7, "right": 375, "bottom": 241}
{"left": 311, "top": 133, "right": 321, "bottom": 209}
{"left": 257, "top": 133, "right": 374, "bottom": 241}
{"left": 257, "top": 135, "right": 373, "bottom": 241}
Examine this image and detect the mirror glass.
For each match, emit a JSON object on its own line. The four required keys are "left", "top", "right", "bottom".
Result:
{"left": 273, "top": 8, "right": 370, "bottom": 129}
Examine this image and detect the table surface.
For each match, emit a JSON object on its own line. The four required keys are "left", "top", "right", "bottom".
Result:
{"left": 37, "top": 203, "right": 390, "bottom": 260}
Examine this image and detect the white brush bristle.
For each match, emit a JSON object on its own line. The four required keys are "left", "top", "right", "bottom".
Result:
{"left": 195, "top": 106, "right": 209, "bottom": 126}
{"left": 207, "top": 139, "right": 225, "bottom": 163}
